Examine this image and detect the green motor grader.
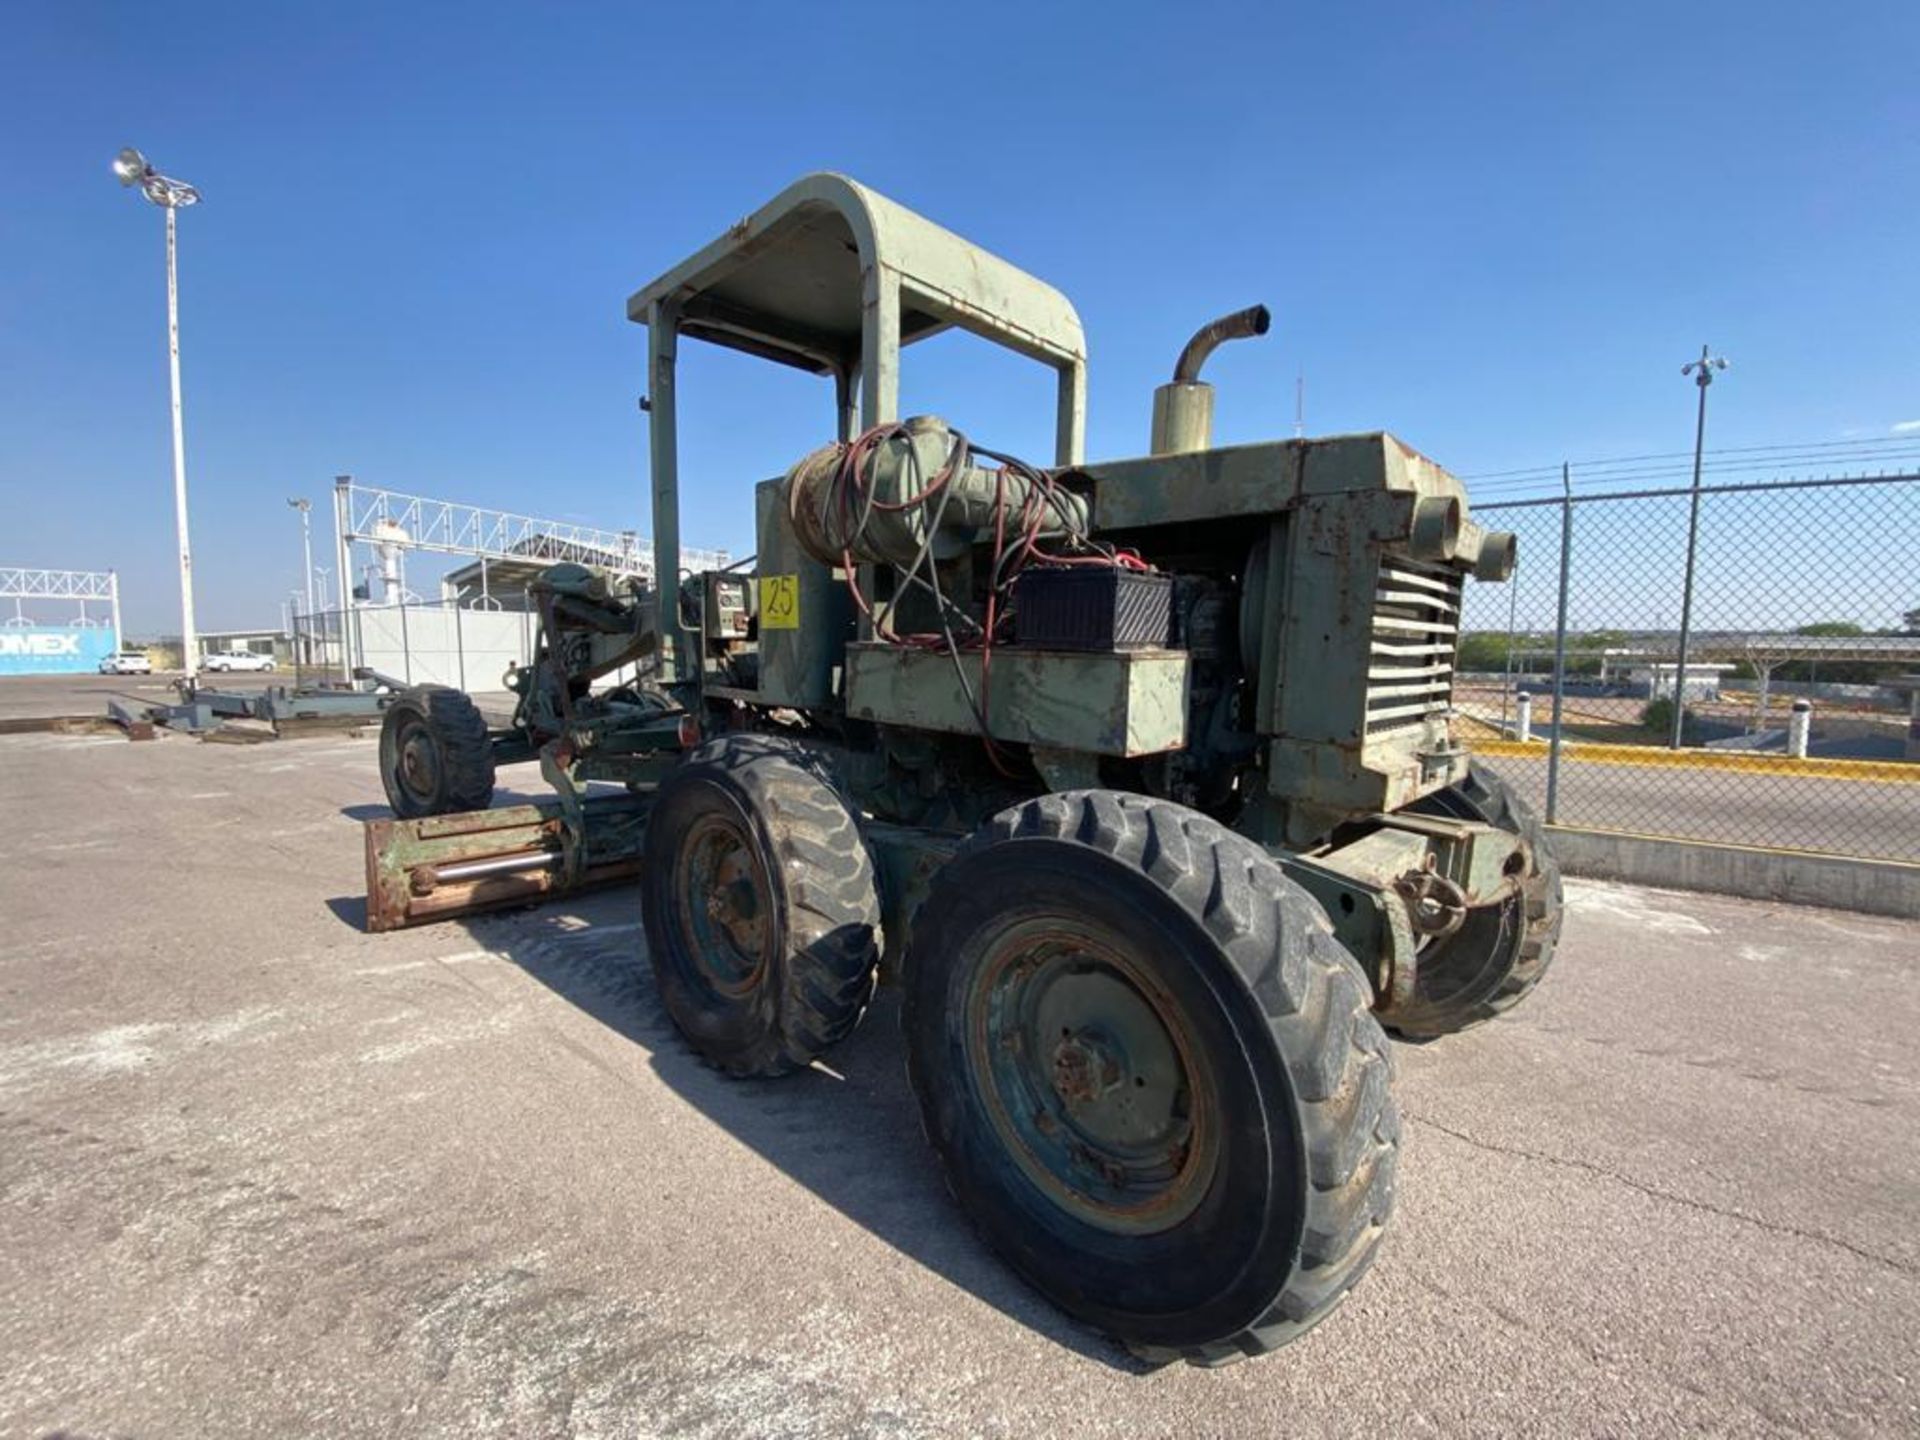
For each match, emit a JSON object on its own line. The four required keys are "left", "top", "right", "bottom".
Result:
{"left": 368, "top": 174, "right": 1562, "bottom": 1366}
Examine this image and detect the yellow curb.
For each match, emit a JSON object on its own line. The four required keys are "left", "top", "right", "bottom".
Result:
{"left": 1471, "top": 739, "right": 1920, "bottom": 784}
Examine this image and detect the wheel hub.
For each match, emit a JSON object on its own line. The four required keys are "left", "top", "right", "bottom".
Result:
{"left": 397, "top": 725, "right": 439, "bottom": 799}
{"left": 678, "top": 818, "right": 772, "bottom": 994}
{"left": 1051, "top": 1029, "right": 1123, "bottom": 1107}
{"left": 966, "top": 920, "right": 1219, "bottom": 1235}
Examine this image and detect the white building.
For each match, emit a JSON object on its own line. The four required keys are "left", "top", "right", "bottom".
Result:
{"left": 1626, "top": 661, "right": 1735, "bottom": 701}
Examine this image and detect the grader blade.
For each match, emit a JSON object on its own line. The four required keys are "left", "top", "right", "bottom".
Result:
{"left": 363, "top": 793, "right": 649, "bottom": 931}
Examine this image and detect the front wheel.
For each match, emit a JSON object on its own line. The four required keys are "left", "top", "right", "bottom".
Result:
{"left": 904, "top": 791, "right": 1398, "bottom": 1365}
{"left": 641, "top": 735, "right": 880, "bottom": 1077}
{"left": 377, "top": 685, "right": 496, "bottom": 818}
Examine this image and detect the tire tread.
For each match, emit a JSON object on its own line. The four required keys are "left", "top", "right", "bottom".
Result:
{"left": 913, "top": 790, "right": 1399, "bottom": 1365}
{"left": 650, "top": 735, "right": 879, "bottom": 1078}
{"left": 380, "top": 684, "right": 496, "bottom": 817}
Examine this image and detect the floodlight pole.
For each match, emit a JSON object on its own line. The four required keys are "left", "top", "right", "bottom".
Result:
{"left": 1669, "top": 344, "right": 1729, "bottom": 749}
{"left": 163, "top": 203, "right": 198, "bottom": 673}
{"left": 116, "top": 148, "right": 202, "bottom": 675}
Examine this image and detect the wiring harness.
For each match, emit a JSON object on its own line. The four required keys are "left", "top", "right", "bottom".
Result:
{"left": 804, "top": 421, "right": 1150, "bottom": 771}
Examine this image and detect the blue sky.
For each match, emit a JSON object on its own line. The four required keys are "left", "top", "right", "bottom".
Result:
{"left": 3, "top": 2, "right": 1916, "bottom": 633}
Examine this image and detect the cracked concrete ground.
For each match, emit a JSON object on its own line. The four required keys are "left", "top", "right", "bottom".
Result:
{"left": 1, "top": 685, "right": 1916, "bottom": 1438}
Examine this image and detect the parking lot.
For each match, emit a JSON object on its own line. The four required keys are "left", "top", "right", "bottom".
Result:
{"left": 2, "top": 675, "right": 1917, "bottom": 1438}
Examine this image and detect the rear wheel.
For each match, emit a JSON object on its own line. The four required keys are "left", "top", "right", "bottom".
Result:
{"left": 642, "top": 735, "right": 880, "bottom": 1077}
{"left": 904, "top": 791, "right": 1398, "bottom": 1364}
{"left": 378, "top": 685, "right": 496, "bottom": 818}
{"left": 1384, "top": 764, "right": 1564, "bottom": 1038}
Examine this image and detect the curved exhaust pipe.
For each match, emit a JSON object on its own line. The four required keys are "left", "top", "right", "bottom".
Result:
{"left": 1152, "top": 303, "right": 1272, "bottom": 455}
{"left": 1173, "top": 304, "right": 1271, "bottom": 384}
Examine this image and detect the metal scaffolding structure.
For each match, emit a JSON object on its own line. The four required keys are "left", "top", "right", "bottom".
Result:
{"left": 331, "top": 476, "right": 729, "bottom": 604}
{"left": 325, "top": 477, "right": 731, "bottom": 680}
{"left": 0, "top": 567, "right": 122, "bottom": 636}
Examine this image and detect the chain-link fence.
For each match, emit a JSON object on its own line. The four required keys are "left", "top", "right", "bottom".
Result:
{"left": 1458, "top": 472, "right": 1920, "bottom": 862}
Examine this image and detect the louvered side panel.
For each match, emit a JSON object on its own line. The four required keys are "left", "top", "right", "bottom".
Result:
{"left": 1366, "top": 558, "right": 1462, "bottom": 735}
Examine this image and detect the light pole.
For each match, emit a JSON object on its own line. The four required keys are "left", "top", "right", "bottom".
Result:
{"left": 1668, "top": 344, "right": 1729, "bottom": 749}
{"left": 113, "top": 146, "right": 202, "bottom": 674}
{"left": 287, "top": 498, "right": 316, "bottom": 621}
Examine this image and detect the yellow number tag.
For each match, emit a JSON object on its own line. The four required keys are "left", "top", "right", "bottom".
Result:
{"left": 760, "top": 574, "right": 800, "bottom": 629}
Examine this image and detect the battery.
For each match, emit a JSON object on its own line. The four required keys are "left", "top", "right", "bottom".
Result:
{"left": 1013, "top": 565, "right": 1174, "bottom": 651}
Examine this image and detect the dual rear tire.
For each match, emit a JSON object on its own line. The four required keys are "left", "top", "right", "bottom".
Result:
{"left": 643, "top": 740, "right": 1398, "bottom": 1363}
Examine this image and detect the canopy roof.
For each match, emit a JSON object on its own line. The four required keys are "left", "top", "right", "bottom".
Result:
{"left": 625, "top": 172, "right": 1086, "bottom": 377}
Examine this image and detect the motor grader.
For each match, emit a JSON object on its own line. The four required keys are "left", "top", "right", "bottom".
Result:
{"left": 365, "top": 173, "right": 1562, "bottom": 1366}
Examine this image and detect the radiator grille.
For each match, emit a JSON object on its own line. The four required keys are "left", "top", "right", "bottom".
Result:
{"left": 1366, "top": 557, "right": 1462, "bottom": 734}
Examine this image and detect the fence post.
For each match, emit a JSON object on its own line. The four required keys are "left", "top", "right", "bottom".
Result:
{"left": 1500, "top": 567, "right": 1519, "bottom": 735}
{"left": 1669, "top": 361, "right": 1717, "bottom": 748}
{"left": 455, "top": 603, "right": 466, "bottom": 692}
{"left": 398, "top": 600, "right": 412, "bottom": 685}
{"left": 1544, "top": 463, "right": 1573, "bottom": 826}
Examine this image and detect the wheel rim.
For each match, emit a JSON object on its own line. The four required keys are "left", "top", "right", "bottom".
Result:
{"left": 674, "top": 813, "right": 774, "bottom": 996}
{"left": 964, "top": 916, "right": 1220, "bottom": 1235}
{"left": 391, "top": 717, "right": 441, "bottom": 806}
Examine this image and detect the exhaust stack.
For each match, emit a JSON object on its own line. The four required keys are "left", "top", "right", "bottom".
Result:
{"left": 1151, "top": 304, "right": 1271, "bottom": 455}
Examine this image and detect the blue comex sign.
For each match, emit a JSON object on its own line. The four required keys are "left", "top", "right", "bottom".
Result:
{"left": 0, "top": 626, "right": 120, "bottom": 676}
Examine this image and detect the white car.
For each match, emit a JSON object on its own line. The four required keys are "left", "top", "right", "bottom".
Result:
{"left": 200, "top": 649, "right": 277, "bottom": 673}
{"left": 99, "top": 651, "right": 153, "bottom": 675}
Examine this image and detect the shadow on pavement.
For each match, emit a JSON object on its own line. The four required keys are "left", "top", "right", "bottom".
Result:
{"left": 458, "top": 895, "right": 1149, "bottom": 1374}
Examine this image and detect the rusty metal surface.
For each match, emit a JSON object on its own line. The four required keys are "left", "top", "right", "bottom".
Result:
{"left": 103, "top": 698, "right": 156, "bottom": 740}
{"left": 363, "top": 794, "right": 649, "bottom": 932}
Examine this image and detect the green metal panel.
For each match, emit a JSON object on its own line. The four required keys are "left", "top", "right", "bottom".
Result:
{"left": 844, "top": 643, "right": 1188, "bottom": 756}
{"left": 1263, "top": 488, "right": 1473, "bottom": 833}
{"left": 1088, "top": 432, "right": 1504, "bottom": 547}
{"left": 754, "top": 477, "right": 851, "bottom": 709}
{"left": 1087, "top": 439, "right": 1301, "bottom": 531}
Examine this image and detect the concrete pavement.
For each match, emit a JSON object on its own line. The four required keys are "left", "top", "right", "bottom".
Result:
{"left": 1, "top": 694, "right": 1916, "bottom": 1437}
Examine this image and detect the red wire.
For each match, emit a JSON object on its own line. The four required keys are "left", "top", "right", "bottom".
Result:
{"left": 819, "top": 422, "right": 1150, "bottom": 780}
